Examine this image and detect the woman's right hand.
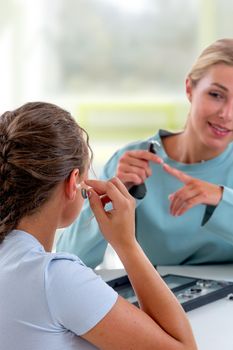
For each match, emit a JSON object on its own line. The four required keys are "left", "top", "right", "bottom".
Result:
{"left": 83, "top": 178, "right": 197, "bottom": 350}
{"left": 116, "top": 150, "right": 163, "bottom": 189}
{"left": 85, "top": 177, "right": 136, "bottom": 251}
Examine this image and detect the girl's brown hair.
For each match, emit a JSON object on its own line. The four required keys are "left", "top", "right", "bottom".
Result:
{"left": 0, "top": 102, "right": 91, "bottom": 243}
{"left": 188, "top": 38, "right": 233, "bottom": 85}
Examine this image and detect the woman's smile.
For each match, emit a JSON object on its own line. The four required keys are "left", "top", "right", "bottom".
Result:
{"left": 207, "top": 121, "right": 232, "bottom": 137}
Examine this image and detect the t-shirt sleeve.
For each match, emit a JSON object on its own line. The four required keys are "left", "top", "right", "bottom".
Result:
{"left": 202, "top": 186, "right": 233, "bottom": 244}
{"left": 45, "top": 256, "right": 118, "bottom": 336}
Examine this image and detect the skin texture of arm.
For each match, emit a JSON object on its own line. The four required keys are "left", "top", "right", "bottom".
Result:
{"left": 81, "top": 178, "right": 197, "bottom": 350}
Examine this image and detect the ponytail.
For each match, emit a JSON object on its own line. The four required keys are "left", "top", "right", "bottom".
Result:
{"left": 0, "top": 102, "right": 91, "bottom": 243}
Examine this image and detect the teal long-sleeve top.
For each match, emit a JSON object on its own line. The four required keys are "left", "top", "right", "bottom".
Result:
{"left": 57, "top": 130, "right": 233, "bottom": 268}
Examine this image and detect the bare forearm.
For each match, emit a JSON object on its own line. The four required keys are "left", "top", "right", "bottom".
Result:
{"left": 115, "top": 242, "right": 196, "bottom": 348}
{"left": 87, "top": 177, "right": 196, "bottom": 349}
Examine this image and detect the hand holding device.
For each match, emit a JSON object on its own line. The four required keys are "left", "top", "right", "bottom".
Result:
{"left": 85, "top": 177, "right": 136, "bottom": 250}
{"left": 129, "top": 141, "right": 160, "bottom": 199}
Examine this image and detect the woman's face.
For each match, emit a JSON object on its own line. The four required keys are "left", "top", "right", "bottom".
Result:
{"left": 186, "top": 63, "right": 233, "bottom": 153}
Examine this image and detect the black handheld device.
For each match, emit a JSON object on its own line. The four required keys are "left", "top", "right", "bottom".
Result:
{"left": 128, "top": 141, "right": 159, "bottom": 199}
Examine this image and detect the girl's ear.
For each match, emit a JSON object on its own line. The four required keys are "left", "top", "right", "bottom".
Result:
{"left": 65, "top": 169, "right": 80, "bottom": 200}
{"left": 185, "top": 77, "right": 193, "bottom": 102}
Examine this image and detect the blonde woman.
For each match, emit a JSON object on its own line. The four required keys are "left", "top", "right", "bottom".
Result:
{"left": 58, "top": 38, "right": 233, "bottom": 267}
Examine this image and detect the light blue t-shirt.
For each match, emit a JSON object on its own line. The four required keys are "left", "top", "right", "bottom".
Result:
{"left": 0, "top": 230, "right": 117, "bottom": 350}
{"left": 57, "top": 130, "right": 233, "bottom": 268}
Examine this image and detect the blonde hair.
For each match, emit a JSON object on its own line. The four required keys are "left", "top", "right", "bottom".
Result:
{"left": 188, "top": 38, "right": 233, "bottom": 85}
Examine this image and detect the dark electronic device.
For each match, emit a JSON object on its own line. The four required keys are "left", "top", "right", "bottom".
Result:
{"left": 107, "top": 273, "right": 233, "bottom": 312}
{"left": 129, "top": 141, "right": 159, "bottom": 199}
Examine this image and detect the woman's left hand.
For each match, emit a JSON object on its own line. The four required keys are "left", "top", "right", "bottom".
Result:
{"left": 163, "top": 163, "right": 223, "bottom": 216}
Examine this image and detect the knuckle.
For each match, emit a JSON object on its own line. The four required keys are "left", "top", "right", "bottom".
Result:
{"left": 187, "top": 180, "right": 195, "bottom": 187}
{"left": 115, "top": 176, "right": 124, "bottom": 186}
{"left": 106, "top": 180, "right": 114, "bottom": 190}
{"left": 119, "top": 154, "right": 127, "bottom": 164}
{"left": 111, "top": 176, "right": 118, "bottom": 185}
{"left": 186, "top": 198, "right": 195, "bottom": 206}
{"left": 176, "top": 192, "right": 183, "bottom": 201}
{"left": 172, "top": 193, "right": 178, "bottom": 201}
{"left": 131, "top": 175, "right": 142, "bottom": 184}
{"left": 202, "top": 190, "right": 208, "bottom": 198}
{"left": 123, "top": 151, "right": 131, "bottom": 159}
{"left": 138, "top": 168, "right": 146, "bottom": 179}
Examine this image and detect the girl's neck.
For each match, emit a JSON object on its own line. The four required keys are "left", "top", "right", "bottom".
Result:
{"left": 17, "top": 216, "right": 57, "bottom": 252}
{"left": 16, "top": 195, "right": 61, "bottom": 252}
{"left": 162, "top": 129, "right": 222, "bottom": 164}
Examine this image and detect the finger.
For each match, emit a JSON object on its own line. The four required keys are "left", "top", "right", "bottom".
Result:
{"left": 84, "top": 179, "right": 108, "bottom": 196}
{"left": 174, "top": 194, "right": 204, "bottom": 216}
{"left": 120, "top": 174, "right": 143, "bottom": 188}
{"left": 87, "top": 178, "right": 129, "bottom": 210}
{"left": 123, "top": 150, "right": 163, "bottom": 164}
{"left": 85, "top": 178, "right": 129, "bottom": 198}
{"left": 87, "top": 187, "right": 111, "bottom": 208}
{"left": 120, "top": 153, "right": 149, "bottom": 168}
{"left": 171, "top": 201, "right": 188, "bottom": 216}
{"left": 84, "top": 180, "right": 114, "bottom": 206}
{"left": 163, "top": 163, "right": 191, "bottom": 184}
{"left": 169, "top": 194, "right": 186, "bottom": 216}
{"left": 103, "top": 180, "right": 129, "bottom": 210}
{"left": 118, "top": 169, "right": 152, "bottom": 184}
{"left": 119, "top": 157, "right": 153, "bottom": 179}
{"left": 118, "top": 163, "right": 147, "bottom": 179}
{"left": 170, "top": 191, "right": 195, "bottom": 216}
{"left": 110, "top": 177, "right": 134, "bottom": 200}
{"left": 114, "top": 169, "right": 143, "bottom": 185}
{"left": 169, "top": 186, "right": 200, "bottom": 215}
{"left": 85, "top": 179, "right": 132, "bottom": 208}
{"left": 88, "top": 188, "right": 108, "bottom": 224}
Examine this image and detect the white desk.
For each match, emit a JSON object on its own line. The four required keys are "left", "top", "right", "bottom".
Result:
{"left": 97, "top": 265, "right": 233, "bottom": 350}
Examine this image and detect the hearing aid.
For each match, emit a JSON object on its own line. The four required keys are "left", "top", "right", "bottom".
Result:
{"left": 81, "top": 188, "right": 88, "bottom": 199}
{"left": 128, "top": 140, "right": 160, "bottom": 200}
